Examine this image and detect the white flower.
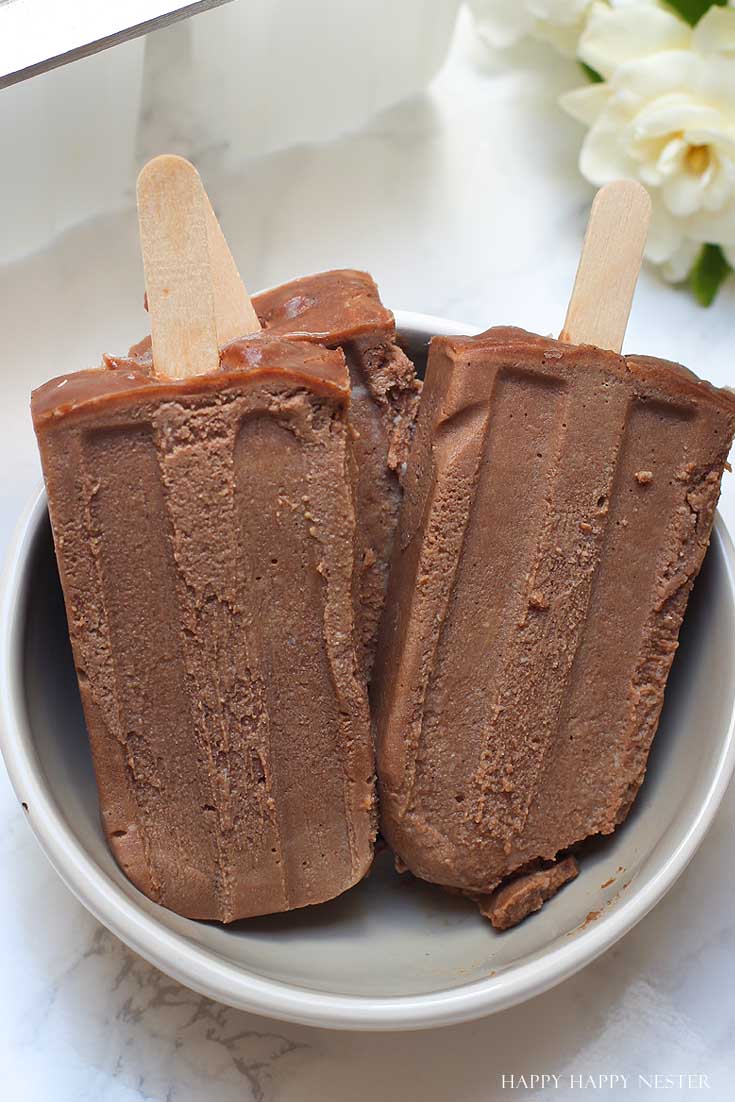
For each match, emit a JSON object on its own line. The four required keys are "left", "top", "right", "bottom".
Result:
{"left": 561, "top": 4, "right": 735, "bottom": 278}
{"left": 469, "top": 0, "right": 596, "bottom": 55}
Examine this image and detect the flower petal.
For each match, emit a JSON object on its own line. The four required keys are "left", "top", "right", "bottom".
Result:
{"left": 559, "top": 83, "right": 610, "bottom": 126}
{"left": 646, "top": 199, "right": 685, "bottom": 265}
{"left": 579, "top": 3, "right": 691, "bottom": 81}
{"left": 631, "top": 97, "right": 725, "bottom": 143}
{"left": 660, "top": 237, "right": 700, "bottom": 283}
{"left": 662, "top": 171, "right": 709, "bottom": 218}
{"left": 701, "top": 154, "right": 735, "bottom": 212}
{"left": 693, "top": 8, "right": 735, "bottom": 57}
{"left": 686, "top": 203, "right": 735, "bottom": 246}
{"left": 656, "top": 136, "right": 687, "bottom": 178}
{"left": 579, "top": 113, "right": 639, "bottom": 183}
{"left": 608, "top": 52, "right": 695, "bottom": 104}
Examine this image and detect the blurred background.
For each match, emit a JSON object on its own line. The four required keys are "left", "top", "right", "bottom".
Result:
{"left": 2, "top": 0, "right": 734, "bottom": 556}
{"left": 1, "top": 2, "right": 734, "bottom": 1099}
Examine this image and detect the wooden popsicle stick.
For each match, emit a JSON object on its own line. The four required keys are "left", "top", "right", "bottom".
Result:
{"left": 137, "top": 155, "right": 219, "bottom": 379}
{"left": 560, "top": 180, "right": 652, "bottom": 353}
{"left": 137, "top": 155, "right": 260, "bottom": 378}
{"left": 203, "top": 193, "right": 261, "bottom": 344}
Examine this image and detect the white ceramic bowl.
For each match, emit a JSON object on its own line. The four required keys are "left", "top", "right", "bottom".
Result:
{"left": 2, "top": 312, "right": 735, "bottom": 1031}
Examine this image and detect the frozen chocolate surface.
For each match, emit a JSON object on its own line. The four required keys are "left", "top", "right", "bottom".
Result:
{"left": 254, "top": 271, "right": 421, "bottom": 680}
{"left": 119, "top": 271, "right": 421, "bottom": 681}
{"left": 373, "top": 326, "right": 735, "bottom": 896}
{"left": 33, "top": 333, "right": 376, "bottom": 922}
{"left": 474, "top": 857, "right": 579, "bottom": 930}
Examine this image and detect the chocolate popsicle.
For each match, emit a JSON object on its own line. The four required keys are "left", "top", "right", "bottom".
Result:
{"left": 131, "top": 270, "right": 421, "bottom": 682}
{"left": 372, "top": 183, "right": 735, "bottom": 919}
{"left": 32, "top": 157, "right": 375, "bottom": 920}
{"left": 254, "top": 271, "right": 421, "bottom": 680}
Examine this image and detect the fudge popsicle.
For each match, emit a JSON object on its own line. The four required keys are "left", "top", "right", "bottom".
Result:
{"left": 373, "top": 183, "right": 735, "bottom": 916}
{"left": 254, "top": 271, "right": 421, "bottom": 680}
{"left": 129, "top": 270, "right": 421, "bottom": 682}
{"left": 32, "top": 157, "right": 375, "bottom": 921}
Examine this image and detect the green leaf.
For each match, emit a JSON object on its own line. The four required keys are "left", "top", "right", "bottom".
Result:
{"left": 664, "top": 0, "right": 727, "bottom": 27}
{"left": 688, "top": 244, "right": 733, "bottom": 307}
{"left": 579, "top": 61, "right": 603, "bottom": 83}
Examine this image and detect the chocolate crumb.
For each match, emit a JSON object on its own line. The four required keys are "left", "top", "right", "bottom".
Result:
{"left": 474, "top": 856, "right": 579, "bottom": 930}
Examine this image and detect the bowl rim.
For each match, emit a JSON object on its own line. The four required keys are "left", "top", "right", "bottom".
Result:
{"left": 2, "top": 308, "right": 735, "bottom": 1031}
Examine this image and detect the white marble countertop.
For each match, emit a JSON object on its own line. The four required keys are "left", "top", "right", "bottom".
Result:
{"left": 1, "top": 10, "right": 734, "bottom": 1100}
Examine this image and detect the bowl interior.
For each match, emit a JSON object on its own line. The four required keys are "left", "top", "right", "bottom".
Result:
{"left": 12, "top": 320, "right": 735, "bottom": 1005}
